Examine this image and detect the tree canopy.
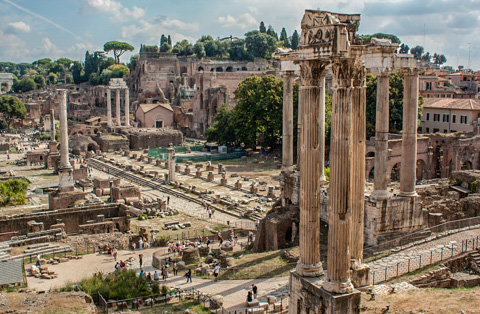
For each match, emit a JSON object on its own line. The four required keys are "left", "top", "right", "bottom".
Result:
{"left": 103, "top": 41, "right": 134, "bottom": 63}
{"left": 0, "top": 96, "right": 26, "bottom": 129}
{"left": 360, "top": 33, "right": 401, "bottom": 44}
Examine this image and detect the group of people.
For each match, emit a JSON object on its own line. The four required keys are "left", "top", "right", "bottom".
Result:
{"left": 246, "top": 284, "right": 258, "bottom": 302}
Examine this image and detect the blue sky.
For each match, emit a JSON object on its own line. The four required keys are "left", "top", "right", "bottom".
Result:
{"left": 0, "top": 0, "right": 479, "bottom": 70}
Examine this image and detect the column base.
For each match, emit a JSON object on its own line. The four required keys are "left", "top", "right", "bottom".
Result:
{"left": 319, "top": 174, "right": 326, "bottom": 182}
{"left": 323, "top": 277, "right": 354, "bottom": 294}
{"left": 370, "top": 189, "right": 389, "bottom": 200}
{"left": 296, "top": 261, "right": 324, "bottom": 277}
{"left": 289, "top": 271, "right": 361, "bottom": 314}
{"left": 58, "top": 166, "right": 74, "bottom": 192}
{"left": 398, "top": 190, "right": 417, "bottom": 197}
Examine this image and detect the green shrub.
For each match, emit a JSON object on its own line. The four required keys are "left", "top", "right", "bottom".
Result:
{"left": 137, "top": 214, "right": 148, "bottom": 220}
{"left": 0, "top": 178, "right": 29, "bottom": 207}
{"left": 471, "top": 179, "right": 478, "bottom": 193}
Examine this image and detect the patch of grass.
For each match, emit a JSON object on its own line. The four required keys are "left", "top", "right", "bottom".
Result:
{"left": 139, "top": 300, "right": 210, "bottom": 313}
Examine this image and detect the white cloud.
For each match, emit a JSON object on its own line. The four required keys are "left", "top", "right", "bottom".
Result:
{"left": 158, "top": 17, "right": 199, "bottom": 31}
{"left": 35, "top": 38, "right": 63, "bottom": 58}
{"left": 218, "top": 13, "right": 257, "bottom": 29}
{"left": 0, "top": 30, "right": 29, "bottom": 61}
{"left": 121, "top": 20, "right": 194, "bottom": 45}
{"left": 85, "top": 0, "right": 145, "bottom": 22}
{"left": 4, "top": 21, "right": 30, "bottom": 34}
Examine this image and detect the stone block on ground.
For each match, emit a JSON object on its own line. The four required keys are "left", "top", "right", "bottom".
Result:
{"left": 210, "top": 295, "right": 224, "bottom": 309}
{"left": 267, "top": 295, "right": 277, "bottom": 304}
{"left": 258, "top": 302, "right": 269, "bottom": 310}
{"left": 247, "top": 299, "right": 260, "bottom": 307}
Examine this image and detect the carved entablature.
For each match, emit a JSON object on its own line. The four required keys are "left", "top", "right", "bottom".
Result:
{"left": 300, "top": 10, "right": 360, "bottom": 58}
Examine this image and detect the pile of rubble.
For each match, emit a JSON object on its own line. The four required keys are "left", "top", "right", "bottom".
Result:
{"left": 62, "top": 233, "right": 130, "bottom": 251}
{"left": 162, "top": 221, "right": 192, "bottom": 231}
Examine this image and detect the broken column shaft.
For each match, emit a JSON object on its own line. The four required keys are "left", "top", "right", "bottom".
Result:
{"left": 125, "top": 88, "right": 130, "bottom": 126}
{"left": 107, "top": 88, "right": 112, "bottom": 127}
{"left": 57, "top": 89, "right": 74, "bottom": 192}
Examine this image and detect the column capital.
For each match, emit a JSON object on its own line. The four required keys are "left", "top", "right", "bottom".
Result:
{"left": 298, "top": 60, "right": 329, "bottom": 87}
{"left": 283, "top": 70, "right": 295, "bottom": 77}
{"left": 331, "top": 58, "right": 366, "bottom": 88}
{"left": 398, "top": 68, "right": 422, "bottom": 76}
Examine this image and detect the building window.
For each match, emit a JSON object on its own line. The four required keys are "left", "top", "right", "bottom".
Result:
{"left": 155, "top": 120, "right": 164, "bottom": 128}
{"left": 460, "top": 116, "right": 468, "bottom": 124}
{"left": 452, "top": 115, "right": 456, "bottom": 123}
{"left": 444, "top": 129, "right": 448, "bottom": 133}
{"left": 418, "top": 127, "right": 423, "bottom": 133}
{"left": 433, "top": 128, "right": 439, "bottom": 133}
{"left": 427, "top": 94, "right": 430, "bottom": 98}
{"left": 451, "top": 130, "right": 457, "bottom": 132}
{"left": 433, "top": 114, "right": 440, "bottom": 121}
{"left": 443, "top": 114, "right": 449, "bottom": 122}
{"left": 426, "top": 82, "right": 432, "bottom": 90}
{"left": 426, "top": 127, "right": 430, "bottom": 133}
{"left": 426, "top": 113, "right": 430, "bottom": 121}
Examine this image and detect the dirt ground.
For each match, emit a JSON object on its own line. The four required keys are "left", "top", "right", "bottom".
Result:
{"left": 360, "top": 286, "right": 480, "bottom": 314}
{"left": 0, "top": 291, "right": 96, "bottom": 314}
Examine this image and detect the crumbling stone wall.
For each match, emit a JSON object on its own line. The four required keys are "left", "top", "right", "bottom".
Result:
{"left": 125, "top": 129, "right": 183, "bottom": 150}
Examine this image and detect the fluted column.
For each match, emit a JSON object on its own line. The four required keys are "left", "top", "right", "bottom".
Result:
{"left": 282, "top": 71, "right": 294, "bottom": 171}
{"left": 57, "top": 89, "right": 74, "bottom": 192}
{"left": 399, "top": 72, "right": 419, "bottom": 197}
{"left": 323, "top": 59, "right": 366, "bottom": 294}
{"left": 371, "top": 74, "right": 390, "bottom": 200}
{"left": 116, "top": 89, "right": 121, "bottom": 126}
{"left": 50, "top": 109, "right": 55, "bottom": 142}
{"left": 107, "top": 88, "right": 112, "bottom": 127}
{"left": 319, "top": 76, "right": 326, "bottom": 181}
{"left": 296, "top": 61, "right": 326, "bottom": 277}
{"left": 124, "top": 88, "right": 130, "bottom": 126}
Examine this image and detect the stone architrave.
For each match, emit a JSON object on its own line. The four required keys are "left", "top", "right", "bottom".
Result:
{"left": 116, "top": 88, "right": 121, "bottom": 126}
{"left": 124, "top": 88, "right": 130, "bottom": 126}
{"left": 57, "top": 90, "right": 74, "bottom": 192}
{"left": 399, "top": 71, "right": 419, "bottom": 197}
{"left": 282, "top": 70, "right": 295, "bottom": 171}
{"left": 107, "top": 88, "right": 112, "bottom": 127}
{"left": 323, "top": 58, "right": 366, "bottom": 294}
{"left": 371, "top": 74, "right": 390, "bottom": 200}
{"left": 295, "top": 60, "right": 327, "bottom": 278}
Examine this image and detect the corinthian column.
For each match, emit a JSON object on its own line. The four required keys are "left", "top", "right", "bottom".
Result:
{"left": 57, "top": 89, "right": 74, "bottom": 192}
{"left": 167, "top": 146, "right": 175, "bottom": 182}
{"left": 319, "top": 75, "right": 326, "bottom": 181}
{"left": 50, "top": 109, "right": 55, "bottom": 142}
{"left": 124, "top": 88, "right": 130, "bottom": 126}
{"left": 116, "top": 88, "right": 121, "bottom": 126}
{"left": 282, "top": 71, "right": 294, "bottom": 171}
{"left": 107, "top": 88, "right": 112, "bottom": 127}
{"left": 323, "top": 59, "right": 366, "bottom": 294}
{"left": 371, "top": 74, "right": 390, "bottom": 200}
{"left": 296, "top": 60, "right": 327, "bottom": 277}
{"left": 399, "top": 72, "right": 419, "bottom": 197}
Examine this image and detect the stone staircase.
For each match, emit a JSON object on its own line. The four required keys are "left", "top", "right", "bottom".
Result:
{"left": 470, "top": 249, "right": 480, "bottom": 271}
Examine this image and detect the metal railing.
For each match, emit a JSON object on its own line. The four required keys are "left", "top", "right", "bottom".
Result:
{"left": 370, "top": 235, "right": 480, "bottom": 284}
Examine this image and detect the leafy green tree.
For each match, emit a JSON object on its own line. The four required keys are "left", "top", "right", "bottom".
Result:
{"left": 433, "top": 53, "right": 447, "bottom": 65}
{"left": 259, "top": 21, "right": 266, "bottom": 33}
{"left": 103, "top": 41, "right": 134, "bottom": 63}
{"left": 13, "top": 78, "right": 36, "bottom": 93}
{"left": 0, "top": 178, "right": 29, "bottom": 206}
{"left": 204, "top": 40, "right": 218, "bottom": 57}
{"left": 233, "top": 75, "right": 283, "bottom": 149}
{"left": 193, "top": 42, "right": 206, "bottom": 59}
{"left": 228, "top": 39, "right": 253, "bottom": 61}
{"left": 266, "top": 25, "right": 278, "bottom": 41}
{"left": 206, "top": 104, "right": 238, "bottom": 146}
{"left": 279, "top": 27, "right": 289, "bottom": 47}
{"left": 160, "top": 34, "right": 168, "bottom": 46}
{"left": 128, "top": 54, "right": 139, "bottom": 71}
{"left": 0, "top": 96, "right": 27, "bottom": 129}
{"left": 32, "top": 58, "right": 52, "bottom": 74}
{"left": 160, "top": 42, "right": 172, "bottom": 53}
{"left": 65, "top": 74, "right": 73, "bottom": 84}
{"left": 48, "top": 72, "right": 58, "bottom": 84}
{"left": 410, "top": 46, "right": 424, "bottom": 60}
{"left": 34, "top": 75, "right": 45, "bottom": 88}
{"left": 167, "top": 35, "right": 172, "bottom": 45}
{"left": 71, "top": 61, "right": 84, "bottom": 84}
{"left": 245, "top": 31, "right": 277, "bottom": 59}
{"left": 172, "top": 40, "right": 194, "bottom": 56}
{"left": 291, "top": 30, "right": 300, "bottom": 50}
{"left": 421, "top": 52, "right": 431, "bottom": 62}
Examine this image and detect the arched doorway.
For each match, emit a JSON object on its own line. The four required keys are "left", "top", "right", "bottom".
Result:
{"left": 226, "top": 66, "right": 234, "bottom": 72}
{"left": 368, "top": 167, "right": 375, "bottom": 180}
{"left": 390, "top": 163, "right": 401, "bottom": 181}
{"left": 366, "top": 151, "right": 375, "bottom": 158}
{"left": 197, "top": 66, "right": 204, "bottom": 72}
{"left": 216, "top": 67, "right": 223, "bottom": 72}
{"left": 462, "top": 160, "right": 473, "bottom": 170}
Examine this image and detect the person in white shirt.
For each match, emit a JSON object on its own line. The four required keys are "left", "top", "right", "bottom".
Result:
{"left": 214, "top": 264, "right": 221, "bottom": 281}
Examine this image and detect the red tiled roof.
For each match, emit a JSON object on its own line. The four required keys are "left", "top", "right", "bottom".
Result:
{"left": 423, "top": 98, "right": 480, "bottom": 110}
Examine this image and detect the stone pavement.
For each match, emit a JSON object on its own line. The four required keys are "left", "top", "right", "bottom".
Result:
{"left": 26, "top": 246, "right": 288, "bottom": 310}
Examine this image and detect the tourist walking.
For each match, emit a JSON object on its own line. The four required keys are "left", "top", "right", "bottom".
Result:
{"left": 139, "top": 238, "right": 143, "bottom": 250}
{"left": 213, "top": 264, "right": 220, "bottom": 281}
{"left": 139, "top": 254, "right": 143, "bottom": 268}
{"left": 132, "top": 242, "right": 136, "bottom": 251}
{"left": 173, "top": 261, "right": 178, "bottom": 276}
{"left": 185, "top": 269, "right": 192, "bottom": 283}
{"left": 252, "top": 284, "right": 258, "bottom": 298}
